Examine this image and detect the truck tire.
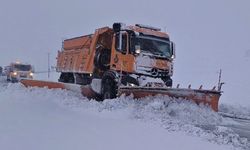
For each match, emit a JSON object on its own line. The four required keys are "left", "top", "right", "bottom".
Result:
{"left": 102, "top": 78, "right": 117, "bottom": 99}
{"left": 101, "top": 71, "right": 118, "bottom": 100}
{"left": 7, "top": 76, "right": 10, "bottom": 82}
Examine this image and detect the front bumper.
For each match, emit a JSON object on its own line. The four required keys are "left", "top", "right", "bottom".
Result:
{"left": 11, "top": 75, "right": 33, "bottom": 81}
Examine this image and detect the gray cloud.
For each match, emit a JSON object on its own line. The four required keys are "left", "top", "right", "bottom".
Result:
{"left": 245, "top": 50, "right": 250, "bottom": 58}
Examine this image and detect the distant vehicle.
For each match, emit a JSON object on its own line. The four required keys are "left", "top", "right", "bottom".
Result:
{"left": 0, "top": 66, "right": 2, "bottom": 75}
{"left": 5, "top": 62, "right": 34, "bottom": 82}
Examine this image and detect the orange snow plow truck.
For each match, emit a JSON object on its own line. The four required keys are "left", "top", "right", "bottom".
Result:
{"left": 21, "top": 23, "right": 222, "bottom": 111}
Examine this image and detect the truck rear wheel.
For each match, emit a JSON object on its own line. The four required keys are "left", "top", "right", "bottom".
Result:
{"left": 7, "top": 76, "right": 10, "bottom": 81}
{"left": 59, "top": 73, "right": 75, "bottom": 83}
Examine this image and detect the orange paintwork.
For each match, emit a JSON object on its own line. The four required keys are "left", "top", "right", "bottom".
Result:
{"left": 110, "top": 33, "right": 135, "bottom": 73}
{"left": 127, "top": 26, "right": 169, "bottom": 39}
{"left": 20, "top": 79, "right": 65, "bottom": 89}
{"left": 57, "top": 49, "right": 89, "bottom": 73}
{"left": 154, "top": 59, "right": 169, "bottom": 70}
{"left": 57, "top": 27, "right": 112, "bottom": 74}
{"left": 64, "top": 35, "right": 92, "bottom": 50}
{"left": 110, "top": 52, "right": 135, "bottom": 73}
{"left": 118, "top": 87, "right": 221, "bottom": 112}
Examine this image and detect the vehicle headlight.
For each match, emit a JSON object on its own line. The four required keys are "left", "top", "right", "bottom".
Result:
{"left": 128, "top": 83, "right": 136, "bottom": 87}
{"left": 29, "top": 72, "right": 34, "bottom": 76}
{"left": 135, "top": 49, "right": 141, "bottom": 54}
{"left": 13, "top": 72, "right": 17, "bottom": 76}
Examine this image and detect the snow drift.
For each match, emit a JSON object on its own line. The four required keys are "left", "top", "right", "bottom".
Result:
{"left": 0, "top": 81, "right": 249, "bottom": 150}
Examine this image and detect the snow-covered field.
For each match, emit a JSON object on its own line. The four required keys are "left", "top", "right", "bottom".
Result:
{"left": 0, "top": 76, "right": 249, "bottom": 150}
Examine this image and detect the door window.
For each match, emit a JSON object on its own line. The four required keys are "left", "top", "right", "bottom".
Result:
{"left": 115, "top": 32, "right": 127, "bottom": 54}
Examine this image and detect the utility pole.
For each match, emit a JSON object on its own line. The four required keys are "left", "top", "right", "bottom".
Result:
{"left": 164, "top": 26, "right": 167, "bottom": 32}
{"left": 218, "top": 69, "right": 224, "bottom": 91}
{"left": 48, "top": 52, "right": 50, "bottom": 79}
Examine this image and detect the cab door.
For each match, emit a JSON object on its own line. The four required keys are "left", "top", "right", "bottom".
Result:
{"left": 110, "top": 31, "right": 134, "bottom": 73}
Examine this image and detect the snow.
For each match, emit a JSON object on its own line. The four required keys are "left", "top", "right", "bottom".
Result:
{"left": 0, "top": 78, "right": 249, "bottom": 150}
{"left": 136, "top": 53, "right": 154, "bottom": 68}
{"left": 219, "top": 104, "right": 250, "bottom": 120}
{"left": 137, "top": 76, "right": 165, "bottom": 87}
{"left": 90, "top": 78, "right": 102, "bottom": 94}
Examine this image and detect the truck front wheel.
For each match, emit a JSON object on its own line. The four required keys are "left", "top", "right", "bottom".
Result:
{"left": 102, "top": 78, "right": 117, "bottom": 100}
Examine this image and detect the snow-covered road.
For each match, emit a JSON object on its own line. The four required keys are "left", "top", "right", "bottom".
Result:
{"left": 223, "top": 117, "right": 250, "bottom": 142}
{"left": 0, "top": 76, "right": 249, "bottom": 150}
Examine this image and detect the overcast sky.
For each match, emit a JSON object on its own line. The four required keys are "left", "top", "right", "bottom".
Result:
{"left": 0, "top": 0, "right": 250, "bottom": 105}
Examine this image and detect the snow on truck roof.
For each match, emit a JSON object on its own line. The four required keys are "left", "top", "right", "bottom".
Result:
{"left": 11, "top": 62, "right": 31, "bottom": 65}
{"left": 64, "top": 23, "right": 169, "bottom": 42}
{"left": 62, "top": 23, "right": 170, "bottom": 50}
{"left": 127, "top": 25, "right": 169, "bottom": 39}
{"left": 64, "top": 34, "right": 93, "bottom": 41}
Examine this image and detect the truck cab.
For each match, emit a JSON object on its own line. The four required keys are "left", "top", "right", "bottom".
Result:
{"left": 6, "top": 62, "right": 34, "bottom": 82}
{"left": 109, "top": 23, "right": 175, "bottom": 87}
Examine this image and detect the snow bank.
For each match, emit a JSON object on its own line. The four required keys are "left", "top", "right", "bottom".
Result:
{"left": 0, "top": 82, "right": 249, "bottom": 150}
{"left": 219, "top": 104, "right": 250, "bottom": 120}
{"left": 90, "top": 96, "right": 249, "bottom": 149}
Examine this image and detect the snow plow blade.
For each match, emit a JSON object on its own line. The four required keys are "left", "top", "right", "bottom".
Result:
{"left": 20, "top": 79, "right": 84, "bottom": 94}
{"left": 20, "top": 79, "right": 97, "bottom": 98}
{"left": 20, "top": 79, "right": 65, "bottom": 89}
{"left": 20, "top": 79, "right": 222, "bottom": 111}
{"left": 118, "top": 86, "right": 221, "bottom": 112}
{"left": 81, "top": 85, "right": 101, "bottom": 100}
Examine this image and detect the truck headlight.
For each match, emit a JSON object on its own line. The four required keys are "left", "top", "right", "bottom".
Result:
{"left": 13, "top": 72, "right": 17, "bottom": 76}
{"left": 29, "top": 72, "right": 34, "bottom": 76}
{"left": 135, "top": 49, "right": 141, "bottom": 54}
{"left": 128, "top": 83, "right": 136, "bottom": 87}
{"left": 135, "top": 45, "right": 141, "bottom": 54}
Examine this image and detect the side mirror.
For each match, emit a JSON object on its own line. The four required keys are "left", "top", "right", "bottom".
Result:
{"left": 113, "top": 23, "right": 126, "bottom": 32}
{"left": 170, "top": 42, "right": 176, "bottom": 59}
{"left": 115, "top": 32, "right": 127, "bottom": 54}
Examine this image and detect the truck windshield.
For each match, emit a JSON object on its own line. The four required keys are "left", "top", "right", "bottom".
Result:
{"left": 133, "top": 36, "right": 171, "bottom": 58}
{"left": 14, "top": 64, "right": 31, "bottom": 71}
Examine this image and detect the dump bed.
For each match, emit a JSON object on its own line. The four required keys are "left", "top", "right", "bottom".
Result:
{"left": 56, "top": 35, "right": 94, "bottom": 73}
{"left": 63, "top": 34, "right": 92, "bottom": 50}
